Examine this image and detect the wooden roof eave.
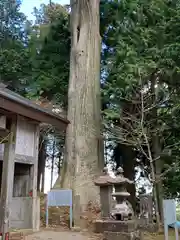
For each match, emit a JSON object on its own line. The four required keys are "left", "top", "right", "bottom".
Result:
{"left": 0, "top": 96, "right": 69, "bottom": 131}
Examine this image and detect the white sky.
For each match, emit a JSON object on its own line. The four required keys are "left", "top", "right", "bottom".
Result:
{"left": 20, "top": 0, "right": 69, "bottom": 192}
{"left": 21, "top": 0, "right": 70, "bottom": 21}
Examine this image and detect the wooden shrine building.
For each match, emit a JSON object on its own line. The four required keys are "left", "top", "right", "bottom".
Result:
{"left": 0, "top": 86, "right": 69, "bottom": 234}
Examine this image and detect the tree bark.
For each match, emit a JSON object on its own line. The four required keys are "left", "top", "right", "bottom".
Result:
{"left": 41, "top": 140, "right": 46, "bottom": 193}
{"left": 114, "top": 144, "right": 136, "bottom": 210}
{"left": 151, "top": 77, "right": 163, "bottom": 221}
{"left": 37, "top": 134, "right": 46, "bottom": 193}
{"left": 50, "top": 137, "right": 55, "bottom": 189}
{"left": 153, "top": 135, "right": 163, "bottom": 220}
{"left": 61, "top": 0, "right": 102, "bottom": 222}
{"left": 37, "top": 134, "right": 43, "bottom": 192}
{"left": 150, "top": 74, "right": 162, "bottom": 227}
{"left": 122, "top": 145, "right": 136, "bottom": 210}
{"left": 41, "top": 170, "right": 45, "bottom": 193}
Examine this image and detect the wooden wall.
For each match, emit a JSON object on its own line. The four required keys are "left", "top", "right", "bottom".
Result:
{"left": 0, "top": 116, "right": 38, "bottom": 164}
{"left": 15, "top": 118, "right": 35, "bottom": 157}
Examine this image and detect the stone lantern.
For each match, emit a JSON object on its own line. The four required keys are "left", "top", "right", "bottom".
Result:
{"left": 94, "top": 166, "right": 142, "bottom": 240}
{"left": 101, "top": 166, "right": 142, "bottom": 240}
{"left": 108, "top": 166, "right": 134, "bottom": 221}
{"left": 94, "top": 167, "right": 113, "bottom": 219}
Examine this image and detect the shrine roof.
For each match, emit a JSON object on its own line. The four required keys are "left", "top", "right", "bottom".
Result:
{"left": 0, "top": 86, "right": 69, "bottom": 130}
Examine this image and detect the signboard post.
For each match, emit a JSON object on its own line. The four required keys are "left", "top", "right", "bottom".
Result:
{"left": 163, "top": 199, "right": 179, "bottom": 240}
{"left": 46, "top": 189, "right": 73, "bottom": 229}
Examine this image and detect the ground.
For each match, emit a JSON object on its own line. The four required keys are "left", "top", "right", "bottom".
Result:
{"left": 25, "top": 230, "right": 102, "bottom": 240}
{"left": 24, "top": 229, "right": 177, "bottom": 240}
{"left": 144, "top": 230, "right": 176, "bottom": 240}
{"left": 26, "top": 231, "right": 90, "bottom": 240}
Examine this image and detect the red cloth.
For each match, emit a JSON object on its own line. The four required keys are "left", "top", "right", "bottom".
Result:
{"left": 5, "top": 232, "right": 9, "bottom": 240}
{"left": 29, "top": 190, "right": 33, "bottom": 197}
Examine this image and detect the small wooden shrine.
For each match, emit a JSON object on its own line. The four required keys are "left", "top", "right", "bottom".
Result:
{"left": 0, "top": 86, "right": 69, "bottom": 235}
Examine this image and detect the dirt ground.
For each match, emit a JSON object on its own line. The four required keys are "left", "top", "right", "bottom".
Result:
{"left": 26, "top": 231, "right": 89, "bottom": 240}
{"left": 25, "top": 229, "right": 177, "bottom": 240}
{"left": 25, "top": 230, "right": 102, "bottom": 240}
{"left": 143, "top": 230, "right": 176, "bottom": 240}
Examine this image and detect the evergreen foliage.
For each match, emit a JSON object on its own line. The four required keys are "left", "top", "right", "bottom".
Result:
{"left": 2, "top": 0, "right": 180, "bottom": 198}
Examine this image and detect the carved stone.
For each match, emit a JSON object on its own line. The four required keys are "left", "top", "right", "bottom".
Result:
{"left": 95, "top": 220, "right": 136, "bottom": 233}
{"left": 94, "top": 167, "right": 113, "bottom": 218}
{"left": 94, "top": 166, "right": 142, "bottom": 240}
{"left": 104, "top": 230, "right": 142, "bottom": 240}
{"left": 108, "top": 167, "right": 134, "bottom": 221}
{"left": 139, "top": 194, "right": 153, "bottom": 225}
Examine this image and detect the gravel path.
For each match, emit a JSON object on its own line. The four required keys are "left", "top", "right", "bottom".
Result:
{"left": 26, "top": 230, "right": 92, "bottom": 240}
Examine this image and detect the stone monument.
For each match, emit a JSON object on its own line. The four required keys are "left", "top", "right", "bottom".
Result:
{"left": 139, "top": 194, "right": 157, "bottom": 232}
{"left": 109, "top": 167, "right": 134, "bottom": 221}
{"left": 94, "top": 167, "right": 113, "bottom": 219}
{"left": 95, "top": 167, "right": 142, "bottom": 240}
{"left": 139, "top": 194, "right": 153, "bottom": 224}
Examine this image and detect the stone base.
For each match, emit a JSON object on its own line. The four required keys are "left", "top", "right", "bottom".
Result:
{"left": 104, "top": 230, "right": 142, "bottom": 240}
{"left": 94, "top": 220, "right": 137, "bottom": 233}
{"left": 9, "top": 232, "right": 25, "bottom": 240}
{"left": 138, "top": 222, "right": 158, "bottom": 233}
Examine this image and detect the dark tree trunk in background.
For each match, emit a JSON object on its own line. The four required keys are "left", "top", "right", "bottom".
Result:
{"left": 50, "top": 137, "right": 56, "bottom": 189}
{"left": 37, "top": 134, "right": 46, "bottom": 193}
{"left": 37, "top": 135, "right": 43, "bottom": 192}
{"left": 122, "top": 146, "right": 136, "bottom": 210}
{"left": 113, "top": 95, "right": 140, "bottom": 210}
{"left": 58, "top": 152, "right": 62, "bottom": 175}
{"left": 153, "top": 135, "right": 163, "bottom": 220}
{"left": 115, "top": 144, "right": 136, "bottom": 210}
{"left": 151, "top": 76, "right": 163, "bottom": 221}
{"left": 41, "top": 169, "right": 45, "bottom": 193}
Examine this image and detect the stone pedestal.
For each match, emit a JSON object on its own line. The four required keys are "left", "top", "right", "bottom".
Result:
{"left": 139, "top": 194, "right": 153, "bottom": 224}
{"left": 94, "top": 167, "right": 113, "bottom": 219}
{"left": 108, "top": 167, "right": 134, "bottom": 221}
{"left": 95, "top": 220, "right": 136, "bottom": 233}
{"left": 94, "top": 167, "right": 143, "bottom": 240}
{"left": 100, "top": 185, "right": 112, "bottom": 219}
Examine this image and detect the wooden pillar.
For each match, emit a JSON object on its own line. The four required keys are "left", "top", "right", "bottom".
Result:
{"left": 0, "top": 118, "right": 17, "bottom": 236}
{"left": 30, "top": 124, "right": 40, "bottom": 231}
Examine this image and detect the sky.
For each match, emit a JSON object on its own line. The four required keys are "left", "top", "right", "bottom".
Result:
{"left": 20, "top": 0, "right": 69, "bottom": 192}
{"left": 21, "top": 0, "right": 69, "bottom": 21}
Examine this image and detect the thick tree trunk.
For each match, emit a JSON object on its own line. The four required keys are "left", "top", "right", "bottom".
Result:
{"left": 61, "top": 0, "right": 102, "bottom": 222}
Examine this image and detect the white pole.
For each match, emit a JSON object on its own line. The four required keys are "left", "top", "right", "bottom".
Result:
{"left": 175, "top": 226, "right": 179, "bottom": 240}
